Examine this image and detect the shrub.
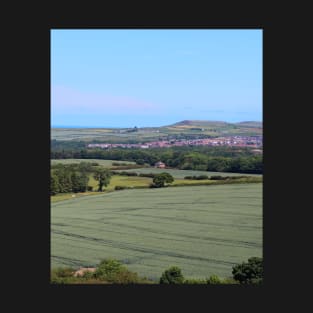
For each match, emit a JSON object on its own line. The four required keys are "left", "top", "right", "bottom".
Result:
{"left": 139, "top": 173, "right": 156, "bottom": 178}
{"left": 210, "top": 175, "right": 225, "bottom": 180}
{"left": 87, "top": 186, "right": 93, "bottom": 191}
{"left": 222, "top": 277, "right": 240, "bottom": 284}
{"left": 206, "top": 275, "right": 223, "bottom": 284}
{"left": 93, "top": 259, "right": 126, "bottom": 281}
{"left": 183, "top": 278, "right": 207, "bottom": 284}
{"left": 119, "top": 171, "right": 138, "bottom": 176}
{"left": 232, "top": 257, "right": 263, "bottom": 284}
{"left": 112, "top": 270, "right": 141, "bottom": 284}
{"left": 112, "top": 162, "right": 131, "bottom": 166}
{"left": 115, "top": 186, "right": 126, "bottom": 190}
{"left": 51, "top": 267, "right": 75, "bottom": 278}
{"left": 135, "top": 159, "right": 145, "bottom": 165}
{"left": 184, "top": 175, "right": 209, "bottom": 180}
{"left": 50, "top": 267, "right": 76, "bottom": 284}
{"left": 159, "top": 266, "right": 184, "bottom": 284}
{"left": 93, "top": 259, "right": 144, "bottom": 284}
{"left": 152, "top": 173, "right": 174, "bottom": 188}
{"left": 184, "top": 176, "right": 193, "bottom": 180}
{"left": 228, "top": 176, "right": 249, "bottom": 180}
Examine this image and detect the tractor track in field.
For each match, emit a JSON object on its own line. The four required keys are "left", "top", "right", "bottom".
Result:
{"left": 52, "top": 228, "right": 259, "bottom": 263}
{"left": 52, "top": 222, "right": 260, "bottom": 249}
{"left": 52, "top": 229, "right": 239, "bottom": 266}
{"left": 52, "top": 218, "right": 261, "bottom": 248}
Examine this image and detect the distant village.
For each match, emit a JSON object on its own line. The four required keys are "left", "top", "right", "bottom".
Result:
{"left": 87, "top": 135, "right": 262, "bottom": 152}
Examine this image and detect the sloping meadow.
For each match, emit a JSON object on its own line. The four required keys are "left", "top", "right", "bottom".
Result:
{"left": 51, "top": 183, "right": 262, "bottom": 281}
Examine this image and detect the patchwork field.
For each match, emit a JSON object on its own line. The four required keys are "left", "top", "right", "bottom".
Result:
{"left": 51, "top": 183, "right": 262, "bottom": 281}
{"left": 51, "top": 121, "right": 262, "bottom": 141}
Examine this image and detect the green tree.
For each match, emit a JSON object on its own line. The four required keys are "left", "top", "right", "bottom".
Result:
{"left": 50, "top": 173, "right": 59, "bottom": 195}
{"left": 232, "top": 257, "right": 263, "bottom": 284}
{"left": 207, "top": 157, "right": 230, "bottom": 172}
{"left": 93, "top": 259, "right": 140, "bottom": 283}
{"left": 181, "top": 152, "right": 208, "bottom": 170}
{"left": 135, "top": 159, "right": 145, "bottom": 165}
{"left": 71, "top": 171, "right": 89, "bottom": 193}
{"left": 93, "top": 168, "right": 111, "bottom": 192}
{"left": 94, "top": 259, "right": 125, "bottom": 278}
{"left": 160, "top": 266, "right": 184, "bottom": 284}
{"left": 55, "top": 167, "right": 72, "bottom": 193}
{"left": 152, "top": 172, "right": 174, "bottom": 188}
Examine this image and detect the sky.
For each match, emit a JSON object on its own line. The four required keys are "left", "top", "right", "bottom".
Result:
{"left": 51, "top": 29, "right": 262, "bottom": 128}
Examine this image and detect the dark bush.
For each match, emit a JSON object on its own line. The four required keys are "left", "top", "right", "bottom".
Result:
{"left": 232, "top": 257, "right": 263, "bottom": 284}
{"left": 119, "top": 171, "right": 138, "bottom": 176}
{"left": 206, "top": 275, "right": 223, "bottom": 284}
{"left": 112, "top": 162, "right": 131, "bottom": 166}
{"left": 139, "top": 173, "right": 156, "bottom": 178}
{"left": 210, "top": 175, "right": 225, "bottom": 180}
{"left": 115, "top": 186, "right": 127, "bottom": 190}
{"left": 183, "top": 278, "right": 207, "bottom": 284}
{"left": 184, "top": 176, "right": 193, "bottom": 180}
{"left": 159, "top": 266, "right": 184, "bottom": 284}
{"left": 135, "top": 159, "right": 145, "bottom": 165}
{"left": 184, "top": 175, "right": 208, "bottom": 180}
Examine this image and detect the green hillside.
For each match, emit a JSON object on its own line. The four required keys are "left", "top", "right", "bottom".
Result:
{"left": 51, "top": 120, "right": 263, "bottom": 141}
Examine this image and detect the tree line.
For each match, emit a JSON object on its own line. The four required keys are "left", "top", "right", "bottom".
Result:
{"left": 50, "top": 162, "right": 111, "bottom": 195}
{"left": 51, "top": 146, "right": 262, "bottom": 174}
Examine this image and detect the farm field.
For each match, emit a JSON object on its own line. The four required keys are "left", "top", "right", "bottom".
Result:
{"left": 51, "top": 183, "right": 262, "bottom": 281}
{"left": 51, "top": 159, "right": 136, "bottom": 167}
{"left": 51, "top": 167, "right": 262, "bottom": 203}
{"left": 116, "top": 167, "right": 262, "bottom": 178}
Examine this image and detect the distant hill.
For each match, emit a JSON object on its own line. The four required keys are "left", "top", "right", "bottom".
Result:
{"left": 51, "top": 119, "right": 262, "bottom": 141}
{"left": 168, "top": 120, "right": 230, "bottom": 127}
{"left": 235, "top": 121, "right": 262, "bottom": 128}
{"left": 167, "top": 120, "right": 262, "bottom": 128}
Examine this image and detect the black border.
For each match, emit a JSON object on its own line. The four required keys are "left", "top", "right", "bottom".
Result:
{"left": 8, "top": 6, "right": 297, "bottom": 309}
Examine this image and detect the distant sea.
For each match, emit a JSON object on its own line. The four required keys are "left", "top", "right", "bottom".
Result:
{"left": 51, "top": 125, "right": 119, "bottom": 128}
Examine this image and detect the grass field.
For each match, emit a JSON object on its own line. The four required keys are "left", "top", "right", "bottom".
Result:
{"left": 51, "top": 159, "right": 136, "bottom": 167}
{"left": 116, "top": 167, "right": 262, "bottom": 178}
{"left": 51, "top": 183, "right": 262, "bottom": 281}
{"left": 51, "top": 168, "right": 262, "bottom": 203}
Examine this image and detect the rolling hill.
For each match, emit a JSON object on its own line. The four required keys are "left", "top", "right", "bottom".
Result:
{"left": 51, "top": 120, "right": 262, "bottom": 141}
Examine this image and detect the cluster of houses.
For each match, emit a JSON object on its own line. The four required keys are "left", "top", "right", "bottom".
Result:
{"left": 87, "top": 135, "right": 262, "bottom": 150}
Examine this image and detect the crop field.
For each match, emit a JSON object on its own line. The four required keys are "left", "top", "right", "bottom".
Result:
{"left": 51, "top": 159, "right": 135, "bottom": 167}
{"left": 51, "top": 183, "right": 262, "bottom": 281}
{"left": 116, "top": 167, "right": 261, "bottom": 179}
{"left": 51, "top": 128, "right": 170, "bottom": 141}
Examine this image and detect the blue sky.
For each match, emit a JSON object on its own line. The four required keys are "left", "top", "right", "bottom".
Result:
{"left": 51, "top": 29, "right": 262, "bottom": 128}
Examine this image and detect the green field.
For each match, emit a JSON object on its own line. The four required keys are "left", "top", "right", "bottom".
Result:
{"left": 116, "top": 167, "right": 262, "bottom": 178}
{"left": 51, "top": 172, "right": 261, "bottom": 203}
{"left": 51, "top": 159, "right": 136, "bottom": 167}
{"left": 51, "top": 183, "right": 262, "bottom": 281}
